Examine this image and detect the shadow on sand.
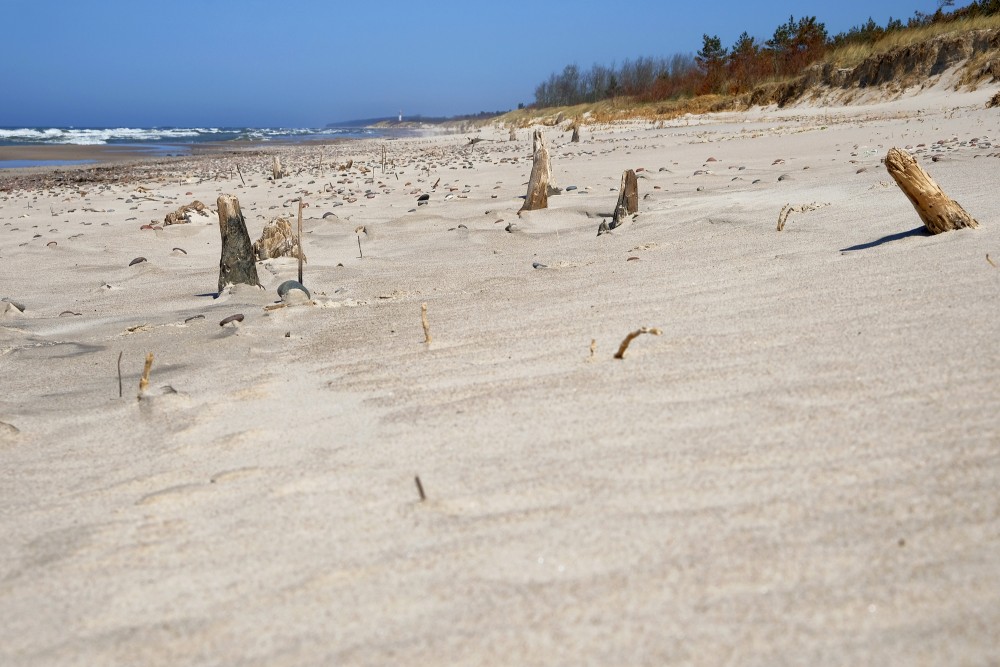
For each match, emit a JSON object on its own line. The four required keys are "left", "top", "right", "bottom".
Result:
{"left": 840, "top": 226, "right": 928, "bottom": 252}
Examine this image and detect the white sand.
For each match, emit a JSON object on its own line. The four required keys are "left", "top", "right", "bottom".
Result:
{"left": 2, "top": 84, "right": 999, "bottom": 665}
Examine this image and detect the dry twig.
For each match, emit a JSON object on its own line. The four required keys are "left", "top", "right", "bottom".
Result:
{"left": 137, "top": 352, "right": 154, "bottom": 400}
{"left": 613, "top": 327, "right": 662, "bottom": 359}
{"left": 421, "top": 303, "right": 432, "bottom": 344}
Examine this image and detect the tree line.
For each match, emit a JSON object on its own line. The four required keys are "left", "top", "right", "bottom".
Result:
{"left": 532, "top": 1, "right": 1000, "bottom": 108}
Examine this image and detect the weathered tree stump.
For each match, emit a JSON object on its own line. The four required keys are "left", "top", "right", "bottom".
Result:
{"left": 520, "top": 129, "right": 553, "bottom": 212}
{"left": 509, "top": 126, "right": 517, "bottom": 142}
{"left": 610, "top": 169, "right": 639, "bottom": 229}
{"left": 885, "top": 147, "right": 978, "bottom": 234}
{"left": 570, "top": 122, "right": 580, "bottom": 143}
{"left": 217, "top": 194, "right": 260, "bottom": 293}
{"left": 271, "top": 156, "right": 284, "bottom": 180}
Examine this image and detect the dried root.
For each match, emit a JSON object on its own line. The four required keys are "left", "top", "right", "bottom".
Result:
{"left": 777, "top": 202, "right": 829, "bottom": 231}
{"left": 614, "top": 327, "right": 662, "bottom": 359}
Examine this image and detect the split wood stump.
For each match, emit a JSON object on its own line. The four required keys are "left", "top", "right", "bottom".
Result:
{"left": 272, "top": 156, "right": 284, "bottom": 180}
{"left": 217, "top": 194, "right": 260, "bottom": 293}
{"left": 571, "top": 123, "right": 580, "bottom": 143}
{"left": 610, "top": 169, "right": 639, "bottom": 229}
{"left": 520, "top": 129, "right": 553, "bottom": 212}
{"left": 885, "top": 147, "right": 978, "bottom": 234}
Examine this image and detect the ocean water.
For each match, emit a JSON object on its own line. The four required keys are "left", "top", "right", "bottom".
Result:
{"left": 0, "top": 126, "right": 386, "bottom": 146}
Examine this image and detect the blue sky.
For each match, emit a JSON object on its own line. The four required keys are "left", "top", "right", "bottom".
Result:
{"left": 0, "top": 0, "right": 972, "bottom": 128}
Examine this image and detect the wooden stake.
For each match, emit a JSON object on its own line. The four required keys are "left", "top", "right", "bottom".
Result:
{"left": 216, "top": 194, "right": 261, "bottom": 293}
{"left": 297, "top": 199, "right": 304, "bottom": 285}
{"left": 236, "top": 163, "right": 246, "bottom": 186}
{"left": 421, "top": 303, "right": 432, "bottom": 344}
{"left": 137, "top": 352, "right": 153, "bottom": 399}
{"left": 357, "top": 235, "right": 363, "bottom": 259}
{"left": 520, "top": 129, "right": 552, "bottom": 212}
{"left": 885, "top": 147, "right": 979, "bottom": 234}
{"left": 610, "top": 169, "right": 639, "bottom": 229}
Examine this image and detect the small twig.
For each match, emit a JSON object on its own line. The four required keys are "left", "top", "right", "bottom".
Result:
{"left": 988, "top": 253, "right": 997, "bottom": 268}
{"left": 236, "top": 163, "right": 246, "bottom": 186}
{"left": 421, "top": 303, "right": 432, "bottom": 344}
{"left": 613, "top": 327, "right": 662, "bottom": 359}
{"left": 414, "top": 475, "right": 426, "bottom": 502}
{"left": 117, "top": 351, "right": 123, "bottom": 398}
{"left": 357, "top": 235, "right": 363, "bottom": 259}
{"left": 588, "top": 339, "right": 596, "bottom": 361}
{"left": 137, "top": 352, "right": 154, "bottom": 400}
{"left": 777, "top": 202, "right": 829, "bottom": 231}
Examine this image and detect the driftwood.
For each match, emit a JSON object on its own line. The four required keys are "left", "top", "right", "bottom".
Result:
{"left": 509, "top": 127, "right": 517, "bottom": 142}
{"left": 272, "top": 156, "right": 284, "bottom": 180}
{"left": 253, "top": 216, "right": 306, "bottom": 261}
{"left": 520, "top": 129, "right": 553, "bottom": 211}
{"left": 610, "top": 169, "right": 639, "bottom": 229}
{"left": 570, "top": 121, "right": 580, "bottom": 143}
{"left": 217, "top": 194, "right": 260, "bottom": 293}
{"left": 164, "top": 200, "right": 207, "bottom": 226}
{"left": 885, "top": 147, "right": 978, "bottom": 234}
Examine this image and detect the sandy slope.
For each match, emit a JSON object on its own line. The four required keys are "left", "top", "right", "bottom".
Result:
{"left": 1, "top": 85, "right": 999, "bottom": 666}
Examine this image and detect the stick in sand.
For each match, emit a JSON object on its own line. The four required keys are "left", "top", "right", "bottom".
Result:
{"left": 415, "top": 475, "right": 427, "bottom": 502}
{"left": 236, "top": 163, "right": 246, "bottom": 186}
{"left": 138, "top": 352, "right": 154, "bottom": 400}
{"left": 614, "top": 327, "right": 662, "bottom": 359}
{"left": 117, "top": 351, "right": 123, "bottom": 398}
{"left": 421, "top": 303, "right": 432, "bottom": 344}
{"left": 297, "top": 199, "right": 304, "bottom": 285}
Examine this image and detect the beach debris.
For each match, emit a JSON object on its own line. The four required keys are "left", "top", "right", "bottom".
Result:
{"left": 129, "top": 257, "right": 147, "bottom": 266}
{"left": 272, "top": 156, "right": 284, "bottom": 180}
{"left": 415, "top": 475, "right": 427, "bottom": 502}
{"left": 597, "top": 220, "right": 611, "bottom": 236}
{"left": 184, "top": 314, "right": 205, "bottom": 323}
{"left": 117, "top": 351, "right": 123, "bottom": 398}
{"left": 885, "top": 147, "right": 979, "bottom": 234}
{"left": 532, "top": 262, "right": 548, "bottom": 269}
{"left": 520, "top": 129, "right": 555, "bottom": 212}
{"left": 219, "top": 313, "right": 244, "bottom": 327}
{"left": 253, "top": 216, "right": 304, "bottom": 262}
{"left": 1, "top": 299, "right": 24, "bottom": 317}
{"left": 505, "top": 222, "right": 518, "bottom": 233}
{"left": 137, "top": 352, "right": 153, "bottom": 400}
{"left": 609, "top": 169, "right": 639, "bottom": 230}
{"left": 613, "top": 327, "right": 662, "bottom": 359}
{"left": 776, "top": 202, "right": 830, "bottom": 232}
{"left": 570, "top": 119, "right": 581, "bottom": 143}
{"left": 277, "top": 280, "right": 310, "bottom": 304}
{"left": 588, "top": 339, "right": 597, "bottom": 360}
{"left": 417, "top": 194, "right": 430, "bottom": 206}
{"left": 163, "top": 200, "right": 208, "bottom": 225}
{"left": 509, "top": 127, "right": 517, "bottom": 142}
{"left": 297, "top": 199, "right": 306, "bottom": 284}
{"left": 217, "top": 194, "right": 261, "bottom": 292}
{"left": 987, "top": 254, "right": 997, "bottom": 267}
{"left": 46, "top": 241, "right": 57, "bottom": 247}
{"left": 421, "top": 303, "right": 432, "bottom": 344}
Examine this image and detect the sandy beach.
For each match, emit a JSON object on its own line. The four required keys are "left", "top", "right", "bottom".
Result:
{"left": 1, "top": 81, "right": 999, "bottom": 665}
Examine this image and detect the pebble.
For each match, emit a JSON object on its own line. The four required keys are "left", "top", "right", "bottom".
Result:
{"left": 277, "top": 280, "right": 310, "bottom": 303}
{"left": 129, "top": 257, "right": 147, "bottom": 266}
{"left": 532, "top": 262, "right": 548, "bottom": 269}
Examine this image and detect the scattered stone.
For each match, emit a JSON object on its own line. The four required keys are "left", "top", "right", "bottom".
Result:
{"left": 277, "top": 280, "right": 311, "bottom": 303}
{"left": 219, "top": 313, "right": 244, "bottom": 327}
{"left": 505, "top": 223, "right": 518, "bottom": 233}
{"left": 532, "top": 262, "right": 548, "bottom": 269}
{"left": 129, "top": 257, "right": 147, "bottom": 266}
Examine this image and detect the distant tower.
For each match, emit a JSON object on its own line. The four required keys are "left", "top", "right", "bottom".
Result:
{"left": 398, "top": 110, "right": 403, "bottom": 123}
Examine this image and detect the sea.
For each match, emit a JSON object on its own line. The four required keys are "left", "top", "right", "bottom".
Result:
{"left": 0, "top": 126, "right": 401, "bottom": 169}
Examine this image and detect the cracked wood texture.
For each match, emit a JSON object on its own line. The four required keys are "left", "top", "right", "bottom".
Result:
{"left": 217, "top": 194, "right": 260, "bottom": 293}
{"left": 885, "top": 147, "right": 978, "bottom": 234}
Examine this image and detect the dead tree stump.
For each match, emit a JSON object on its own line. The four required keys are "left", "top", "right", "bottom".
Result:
{"left": 571, "top": 122, "right": 580, "bottom": 143}
{"left": 272, "top": 156, "right": 284, "bottom": 180}
{"left": 610, "top": 169, "right": 639, "bottom": 229}
{"left": 885, "top": 147, "right": 978, "bottom": 234}
{"left": 217, "top": 194, "right": 260, "bottom": 293}
{"left": 520, "top": 129, "right": 552, "bottom": 212}
{"left": 509, "top": 126, "right": 517, "bottom": 142}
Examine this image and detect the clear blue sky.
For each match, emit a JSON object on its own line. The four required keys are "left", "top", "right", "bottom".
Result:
{"left": 0, "top": 0, "right": 972, "bottom": 128}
